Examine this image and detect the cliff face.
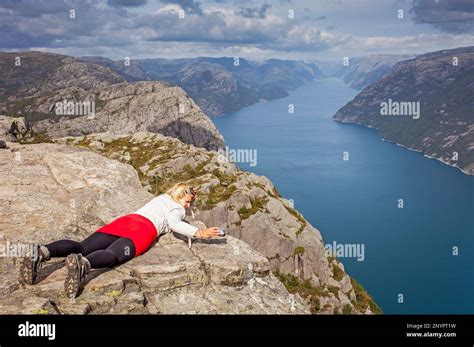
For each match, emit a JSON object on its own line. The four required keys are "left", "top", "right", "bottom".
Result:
{"left": 50, "top": 132, "right": 380, "bottom": 314}
{"left": 0, "top": 52, "right": 225, "bottom": 151}
{"left": 333, "top": 46, "right": 474, "bottom": 175}
{"left": 31, "top": 81, "right": 225, "bottom": 150}
{"left": 0, "top": 141, "right": 308, "bottom": 314}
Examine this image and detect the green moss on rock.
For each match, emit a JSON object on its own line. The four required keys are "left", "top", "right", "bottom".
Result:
{"left": 350, "top": 277, "right": 382, "bottom": 314}
{"left": 273, "top": 271, "right": 328, "bottom": 314}
{"left": 293, "top": 247, "right": 305, "bottom": 256}
{"left": 238, "top": 196, "right": 268, "bottom": 220}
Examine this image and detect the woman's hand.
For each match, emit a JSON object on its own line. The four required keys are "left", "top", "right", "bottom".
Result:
{"left": 195, "top": 227, "right": 221, "bottom": 238}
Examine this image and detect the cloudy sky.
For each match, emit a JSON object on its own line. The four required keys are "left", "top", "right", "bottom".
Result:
{"left": 1, "top": 0, "right": 473, "bottom": 61}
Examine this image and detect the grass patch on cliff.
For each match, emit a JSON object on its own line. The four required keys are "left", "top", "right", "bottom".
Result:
{"left": 270, "top": 186, "right": 281, "bottom": 198}
{"left": 32, "top": 309, "right": 50, "bottom": 315}
{"left": 77, "top": 135, "right": 239, "bottom": 210}
{"left": 150, "top": 167, "right": 239, "bottom": 209}
{"left": 327, "top": 285, "right": 340, "bottom": 297}
{"left": 350, "top": 277, "right": 382, "bottom": 314}
{"left": 72, "top": 135, "right": 198, "bottom": 191}
{"left": 200, "top": 184, "right": 236, "bottom": 209}
{"left": 251, "top": 182, "right": 267, "bottom": 191}
{"left": 72, "top": 137, "right": 94, "bottom": 148}
{"left": 293, "top": 247, "right": 305, "bottom": 256}
{"left": 283, "top": 205, "right": 307, "bottom": 236}
{"left": 18, "top": 131, "right": 53, "bottom": 144}
{"left": 190, "top": 170, "right": 240, "bottom": 209}
{"left": 212, "top": 169, "right": 237, "bottom": 186}
{"left": 100, "top": 136, "right": 175, "bottom": 179}
{"left": 149, "top": 163, "right": 207, "bottom": 195}
{"left": 327, "top": 257, "right": 344, "bottom": 282}
{"left": 342, "top": 304, "right": 353, "bottom": 315}
{"left": 273, "top": 271, "right": 329, "bottom": 314}
{"left": 238, "top": 196, "right": 268, "bottom": 220}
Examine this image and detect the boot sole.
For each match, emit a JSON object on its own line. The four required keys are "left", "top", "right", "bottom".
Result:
{"left": 19, "top": 256, "right": 35, "bottom": 285}
{"left": 64, "top": 254, "right": 81, "bottom": 299}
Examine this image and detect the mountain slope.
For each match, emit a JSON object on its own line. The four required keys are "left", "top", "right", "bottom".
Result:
{"left": 31, "top": 81, "right": 225, "bottom": 150}
{"left": 333, "top": 46, "right": 474, "bottom": 175}
{"left": 83, "top": 56, "right": 321, "bottom": 116}
{"left": 339, "top": 55, "right": 412, "bottom": 89}
{"left": 0, "top": 51, "right": 125, "bottom": 113}
{"left": 0, "top": 52, "right": 225, "bottom": 150}
{"left": 315, "top": 55, "right": 412, "bottom": 89}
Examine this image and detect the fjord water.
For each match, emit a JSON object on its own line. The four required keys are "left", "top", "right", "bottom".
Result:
{"left": 213, "top": 78, "right": 474, "bottom": 314}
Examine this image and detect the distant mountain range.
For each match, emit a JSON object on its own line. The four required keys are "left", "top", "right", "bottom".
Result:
{"left": 315, "top": 54, "right": 412, "bottom": 90}
{"left": 333, "top": 46, "right": 474, "bottom": 175}
{"left": 80, "top": 56, "right": 321, "bottom": 116}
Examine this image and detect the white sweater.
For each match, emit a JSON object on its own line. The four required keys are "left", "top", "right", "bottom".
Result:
{"left": 134, "top": 194, "right": 198, "bottom": 237}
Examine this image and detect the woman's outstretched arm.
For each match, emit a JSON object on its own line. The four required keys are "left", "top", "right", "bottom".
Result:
{"left": 167, "top": 208, "right": 221, "bottom": 238}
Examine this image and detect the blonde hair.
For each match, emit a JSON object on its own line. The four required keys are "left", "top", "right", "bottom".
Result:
{"left": 165, "top": 182, "right": 195, "bottom": 202}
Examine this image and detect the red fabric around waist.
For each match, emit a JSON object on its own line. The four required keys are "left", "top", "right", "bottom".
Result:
{"left": 95, "top": 214, "right": 157, "bottom": 256}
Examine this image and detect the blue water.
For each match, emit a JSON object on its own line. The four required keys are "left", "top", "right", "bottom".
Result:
{"left": 213, "top": 78, "right": 474, "bottom": 314}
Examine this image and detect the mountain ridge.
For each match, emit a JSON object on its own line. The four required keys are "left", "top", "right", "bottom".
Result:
{"left": 81, "top": 55, "right": 321, "bottom": 116}
{"left": 315, "top": 54, "right": 413, "bottom": 90}
{"left": 0, "top": 52, "right": 224, "bottom": 151}
{"left": 333, "top": 46, "right": 474, "bottom": 175}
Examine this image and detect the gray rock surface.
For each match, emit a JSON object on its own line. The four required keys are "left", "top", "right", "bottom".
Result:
{"left": 53, "top": 132, "right": 379, "bottom": 314}
{"left": 32, "top": 81, "right": 225, "bottom": 150}
{"left": 0, "top": 115, "right": 32, "bottom": 142}
{"left": 0, "top": 141, "right": 307, "bottom": 314}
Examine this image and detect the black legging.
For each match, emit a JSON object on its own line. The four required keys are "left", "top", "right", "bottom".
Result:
{"left": 45, "top": 232, "right": 136, "bottom": 269}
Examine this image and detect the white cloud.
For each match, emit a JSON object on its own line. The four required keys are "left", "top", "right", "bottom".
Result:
{"left": 1, "top": 0, "right": 473, "bottom": 61}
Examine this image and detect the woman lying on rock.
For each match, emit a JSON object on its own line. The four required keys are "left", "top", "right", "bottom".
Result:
{"left": 19, "top": 182, "right": 222, "bottom": 299}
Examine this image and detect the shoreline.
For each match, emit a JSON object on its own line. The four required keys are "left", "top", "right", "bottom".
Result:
{"left": 216, "top": 77, "right": 322, "bottom": 118}
{"left": 381, "top": 138, "right": 473, "bottom": 176}
{"left": 334, "top": 118, "right": 473, "bottom": 177}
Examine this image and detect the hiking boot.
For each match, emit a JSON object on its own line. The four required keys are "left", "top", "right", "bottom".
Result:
{"left": 19, "top": 244, "right": 50, "bottom": 285}
{"left": 64, "top": 254, "right": 91, "bottom": 299}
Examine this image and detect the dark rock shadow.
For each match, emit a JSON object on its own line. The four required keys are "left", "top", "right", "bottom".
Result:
{"left": 151, "top": 120, "right": 224, "bottom": 151}
{"left": 171, "top": 231, "right": 227, "bottom": 246}
{"left": 76, "top": 268, "right": 115, "bottom": 297}
{"left": 34, "top": 259, "right": 66, "bottom": 284}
